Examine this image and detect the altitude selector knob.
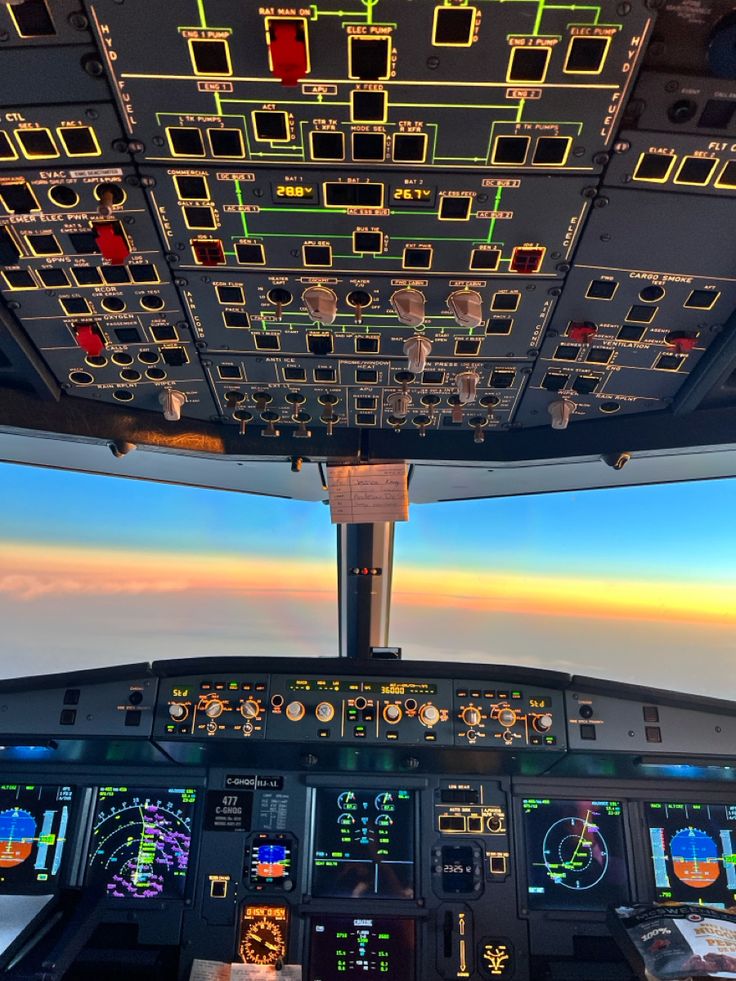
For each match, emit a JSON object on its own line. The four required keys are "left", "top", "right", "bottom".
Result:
{"left": 383, "top": 703, "right": 403, "bottom": 724}
{"left": 534, "top": 713, "right": 553, "bottom": 732}
{"left": 462, "top": 706, "right": 482, "bottom": 727}
{"left": 315, "top": 701, "right": 335, "bottom": 723}
{"left": 419, "top": 703, "right": 441, "bottom": 727}
{"left": 240, "top": 699, "right": 260, "bottom": 719}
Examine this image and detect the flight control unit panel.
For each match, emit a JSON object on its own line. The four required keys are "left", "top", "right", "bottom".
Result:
{"left": 1, "top": 0, "right": 736, "bottom": 460}
{"left": 1, "top": 656, "right": 736, "bottom": 981}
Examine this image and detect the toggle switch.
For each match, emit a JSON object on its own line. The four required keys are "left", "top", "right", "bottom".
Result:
{"left": 548, "top": 398, "right": 574, "bottom": 430}
{"left": 320, "top": 411, "right": 336, "bottom": 435}
{"left": 347, "top": 289, "right": 371, "bottom": 325}
{"left": 261, "top": 410, "right": 281, "bottom": 437}
{"left": 293, "top": 411, "right": 312, "bottom": 437}
{"left": 448, "top": 289, "right": 483, "bottom": 328}
{"left": 159, "top": 389, "right": 186, "bottom": 421}
{"left": 74, "top": 324, "right": 105, "bottom": 358}
{"left": 303, "top": 285, "right": 337, "bottom": 326}
{"left": 448, "top": 393, "right": 464, "bottom": 424}
{"left": 97, "top": 188, "right": 115, "bottom": 218}
{"left": 387, "top": 414, "right": 406, "bottom": 432}
{"left": 94, "top": 222, "right": 130, "bottom": 265}
{"left": 267, "top": 19, "right": 308, "bottom": 86}
{"left": 254, "top": 391, "right": 273, "bottom": 413}
{"left": 412, "top": 413, "right": 432, "bottom": 437}
{"left": 392, "top": 288, "right": 426, "bottom": 328}
{"left": 456, "top": 370, "right": 480, "bottom": 404}
{"left": 480, "top": 393, "right": 499, "bottom": 422}
{"left": 285, "top": 391, "right": 307, "bottom": 417}
{"left": 403, "top": 334, "right": 432, "bottom": 373}
{"left": 234, "top": 409, "right": 253, "bottom": 436}
{"left": 469, "top": 415, "right": 488, "bottom": 443}
{"left": 386, "top": 390, "right": 412, "bottom": 418}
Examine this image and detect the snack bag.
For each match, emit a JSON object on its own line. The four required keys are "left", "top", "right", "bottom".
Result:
{"left": 608, "top": 904, "right": 736, "bottom": 979}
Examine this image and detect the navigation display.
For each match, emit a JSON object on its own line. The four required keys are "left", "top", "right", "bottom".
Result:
{"left": 523, "top": 798, "right": 629, "bottom": 910}
{"left": 87, "top": 787, "right": 196, "bottom": 899}
{"left": 645, "top": 801, "right": 736, "bottom": 908}
{"left": 309, "top": 915, "right": 415, "bottom": 981}
{"left": 311, "top": 789, "right": 414, "bottom": 898}
{"left": 0, "top": 784, "right": 74, "bottom": 892}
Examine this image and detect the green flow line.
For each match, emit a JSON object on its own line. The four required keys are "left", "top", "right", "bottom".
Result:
{"left": 486, "top": 186, "right": 504, "bottom": 242}
{"left": 233, "top": 181, "right": 249, "bottom": 237}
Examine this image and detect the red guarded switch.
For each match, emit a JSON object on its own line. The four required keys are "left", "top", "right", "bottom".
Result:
{"left": 94, "top": 223, "right": 130, "bottom": 265}
{"left": 268, "top": 19, "right": 308, "bottom": 86}
{"left": 665, "top": 331, "right": 698, "bottom": 353}
{"left": 567, "top": 321, "right": 598, "bottom": 342}
{"left": 75, "top": 324, "right": 105, "bottom": 357}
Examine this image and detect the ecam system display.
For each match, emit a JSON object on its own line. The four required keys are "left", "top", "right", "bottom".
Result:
{"left": 311, "top": 788, "right": 415, "bottom": 898}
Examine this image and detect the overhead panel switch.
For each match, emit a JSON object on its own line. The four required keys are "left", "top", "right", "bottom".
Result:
{"left": 302, "top": 286, "right": 338, "bottom": 326}
{"left": 448, "top": 290, "right": 483, "bottom": 329}
{"left": 267, "top": 19, "right": 309, "bottom": 86}
{"left": 392, "top": 288, "right": 426, "bottom": 328}
{"left": 403, "top": 335, "right": 433, "bottom": 374}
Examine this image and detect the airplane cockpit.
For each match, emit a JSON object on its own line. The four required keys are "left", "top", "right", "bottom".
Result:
{"left": 1, "top": 2, "right": 736, "bottom": 979}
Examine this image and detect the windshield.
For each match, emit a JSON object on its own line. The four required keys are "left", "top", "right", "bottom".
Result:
{"left": 394, "top": 480, "right": 736, "bottom": 698}
{"left": 1, "top": 461, "right": 734, "bottom": 696}
{"left": 0, "top": 461, "right": 337, "bottom": 675}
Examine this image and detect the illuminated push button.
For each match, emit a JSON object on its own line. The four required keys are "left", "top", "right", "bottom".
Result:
{"left": 169, "top": 703, "right": 187, "bottom": 721}
{"left": 383, "top": 703, "right": 403, "bottom": 724}
{"left": 567, "top": 321, "right": 597, "bottom": 343}
{"left": 448, "top": 290, "right": 483, "bottom": 329}
{"left": 392, "top": 289, "right": 426, "bottom": 329}
{"left": 419, "top": 703, "right": 441, "bottom": 727}
{"left": 533, "top": 713, "right": 553, "bottom": 732}
{"left": 302, "top": 285, "right": 338, "bottom": 326}
{"left": 205, "top": 700, "right": 224, "bottom": 719}
{"left": 462, "top": 706, "right": 482, "bottom": 727}
{"left": 241, "top": 699, "right": 260, "bottom": 719}
{"left": 315, "top": 701, "right": 335, "bottom": 723}
{"left": 267, "top": 19, "right": 308, "bottom": 86}
{"left": 285, "top": 700, "right": 305, "bottom": 722}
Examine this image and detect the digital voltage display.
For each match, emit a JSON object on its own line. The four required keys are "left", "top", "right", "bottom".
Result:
{"left": 523, "top": 798, "right": 629, "bottom": 910}
{"left": 391, "top": 185, "right": 436, "bottom": 208}
{"left": 270, "top": 182, "right": 318, "bottom": 204}
{"left": 0, "top": 784, "right": 73, "bottom": 892}
{"left": 87, "top": 787, "right": 196, "bottom": 900}
{"left": 311, "top": 789, "right": 414, "bottom": 899}
{"left": 645, "top": 801, "right": 736, "bottom": 908}
{"left": 309, "top": 916, "right": 415, "bottom": 981}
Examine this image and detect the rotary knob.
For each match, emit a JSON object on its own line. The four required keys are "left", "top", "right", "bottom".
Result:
{"left": 487, "top": 814, "right": 504, "bottom": 834}
{"left": 462, "top": 706, "right": 482, "bottom": 727}
{"left": 315, "top": 701, "right": 335, "bottom": 723}
{"left": 302, "top": 285, "right": 338, "bottom": 325}
{"left": 498, "top": 707, "right": 517, "bottom": 728}
{"left": 533, "top": 713, "right": 553, "bottom": 732}
{"left": 383, "top": 703, "right": 403, "bottom": 725}
{"left": 240, "top": 699, "right": 260, "bottom": 720}
{"left": 285, "top": 700, "right": 305, "bottom": 722}
{"left": 168, "top": 703, "right": 187, "bottom": 721}
{"left": 448, "top": 289, "right": 483, "bottom": 328}
{"left": 418, "top": 703, "right": 440, "bottom": 727}
{"left": 205, "top": 699, "right": 224, "bottom": 719}
{"left": 392, "top": 288, "right": 426, "bottom": 328}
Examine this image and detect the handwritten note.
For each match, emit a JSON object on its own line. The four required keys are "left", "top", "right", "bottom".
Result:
{"left": 190, "top": 963, "right": 302, "bottom": 981}
{"left": 232, "top": 966, "right": 302, "bottom": 980}
{"left": 189, "top": 961, "right": 233, "bottom": 981}
{"left": 327, "top": 463, "right": 409, "bottom": 524}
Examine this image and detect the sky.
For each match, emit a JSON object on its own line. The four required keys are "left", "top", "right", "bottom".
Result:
{"left": 0, "top": 461, "right": 735, "bottom": 697}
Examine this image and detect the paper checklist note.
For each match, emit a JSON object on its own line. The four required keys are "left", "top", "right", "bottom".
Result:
{"left": 327, "top": 463, "right": 409, "bottom": 524}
